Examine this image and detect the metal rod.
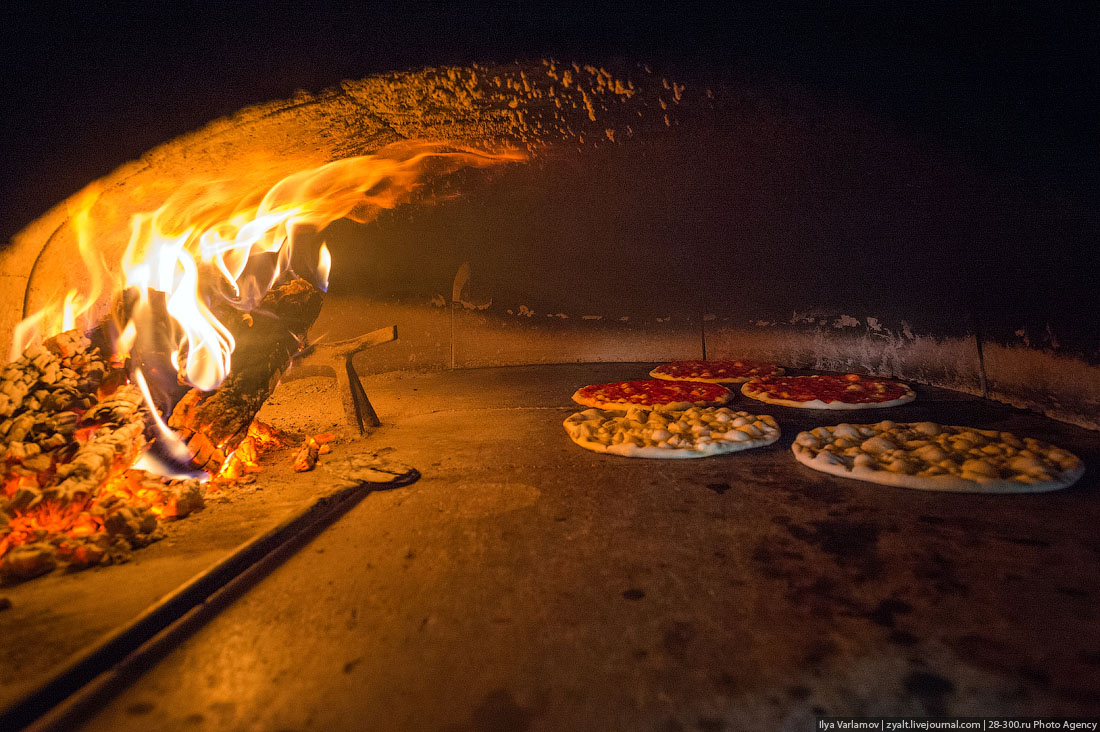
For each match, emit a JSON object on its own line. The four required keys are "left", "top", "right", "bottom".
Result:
{"left": 295, "top": 325, "right": 396, "bottom": 432}
{"left": 345, "top": 357, "right": 382, "bottom": 433}
{"left": 970, "top": 307, "right": 990, "bottom": 399}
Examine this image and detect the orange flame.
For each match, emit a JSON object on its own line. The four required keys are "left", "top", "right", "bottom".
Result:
{"left": 131, "top": 368, "right": 198, "bottom": 475}
{"left": 111, "top": 141, "right": 523, "bottom": 395}
{"left": 10, "top": 185, "right": 117, "bottom": 360}
{"left": 10, "top": 140, "right": 522, "bottom": 481}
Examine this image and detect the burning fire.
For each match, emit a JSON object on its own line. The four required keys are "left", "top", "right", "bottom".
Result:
{"left": 16, "top": 139, "right": 521, "bottom": 458}
{"left": 1, "top": 140, "right": 524, "bottom": 579}
{"left": 15, "top": 141, "right": 522, "bottom": 386}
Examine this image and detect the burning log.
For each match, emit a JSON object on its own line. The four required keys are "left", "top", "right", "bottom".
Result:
{"left": 168, "top": 276, "right": 324, "bottom": 473}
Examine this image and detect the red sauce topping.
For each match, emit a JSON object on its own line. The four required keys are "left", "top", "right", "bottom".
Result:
{"left": 745, "top": 374, "right": 909, "bottom": 404}
{"left": 653, "top": 359, "right": 781, "bottom": 379}
{"left": 578, "top": 379, "right": 730, "bottom": 405}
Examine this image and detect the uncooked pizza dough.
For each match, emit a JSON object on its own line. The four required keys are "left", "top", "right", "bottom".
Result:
{"left": 564, "top": 406, "right": 780, "bottom": 458}
{"left": 792, "top": 420, "right": 1084, "bottom": 493}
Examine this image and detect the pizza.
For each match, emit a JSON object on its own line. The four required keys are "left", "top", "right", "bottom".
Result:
{"left": 650, "top": 359, "right": 785, "bottom": 383}
{"left": 742, "top": 373, "right": 915, "bottom": 409}
{"left": 792, "top": 420, "right": 1085, "bottom": 493}
{"left": 572, "top": 379, "right": 731, "bottom": 412}
{"left": 564, "top": 406, "right": 780, "bottom": 459}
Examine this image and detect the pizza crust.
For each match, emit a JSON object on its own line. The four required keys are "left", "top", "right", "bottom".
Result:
{"left": 741, "top": 381, "right": 915, "bottom": 410}
{"left": 791, "top": 421, "right": 1085, "bottom": 493}
{"left": 564, "top": 406, "right": 780, "bottom": 459}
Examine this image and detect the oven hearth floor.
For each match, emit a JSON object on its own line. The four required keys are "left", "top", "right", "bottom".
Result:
{"left": 26, "top": 364, "right": 1100, "bottom": 729}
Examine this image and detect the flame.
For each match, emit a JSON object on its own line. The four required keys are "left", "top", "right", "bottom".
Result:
{"left": 106, "top": 141, "right": 522, "bottom": 397}
{"left": 116, "top": 320, "right": 138, "bottom": 360}
{"left": 10, "top": 186, "right": 115, "bottom": 360}
{"left": 132, "top": 368, "right": 199, "bottom": 471}
{"left": 8, "top": 140, "right": 523, "bottom": 499}
{"left": 317, "top": 243, "right": 332, "bottom": 293}
{"left": 14, "top": 140, "right": 522, "bottom": 391}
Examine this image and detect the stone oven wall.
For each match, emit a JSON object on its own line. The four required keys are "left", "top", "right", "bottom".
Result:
{"left": 2, "top": 63, "right": 1097, "bottom": 428}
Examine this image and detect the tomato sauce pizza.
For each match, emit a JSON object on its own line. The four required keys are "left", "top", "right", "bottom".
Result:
{"left": 741, "top": 373, "right": 915, "bottom": 409}
{"left": 649, "top": 359, "right": 784, "bottom": 383}
{"left": 572, "top": 379, "right": 732, "bottom": 412}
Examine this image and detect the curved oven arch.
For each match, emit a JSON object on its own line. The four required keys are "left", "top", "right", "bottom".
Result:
{"left": 3, "top": 62, "right": 1097, "bottom": 429}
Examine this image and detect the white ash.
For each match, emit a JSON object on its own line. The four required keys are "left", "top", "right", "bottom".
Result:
{"left": 0, "top": 331, "right": 205, "bottom": 582}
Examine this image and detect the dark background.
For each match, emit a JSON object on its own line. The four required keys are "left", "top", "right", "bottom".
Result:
{"left": 2, "top": 1, "right": 1097, "bottom": 243}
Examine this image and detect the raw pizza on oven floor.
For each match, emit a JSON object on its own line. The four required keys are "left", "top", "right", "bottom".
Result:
{"left": 572, "top": 379, "right": 731, "bottom": 412}
{"left": 742, "top": 374, "right": 915, "bottom": 409}
{"left": 649, "top": 359, "right": 784, "bottom": 384}
{"left": 792, "top": 420, "right": 1084, "bottom": 493}
{"left": 564, "top": 406, "right": 780, "bottom": 458}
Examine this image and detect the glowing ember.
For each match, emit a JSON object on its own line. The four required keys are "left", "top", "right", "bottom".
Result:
{"left": 292, "top": 433, "right": 335, "bottom": 473}
{"left": 216, "top": 421, "right": 291, "bottom": 481}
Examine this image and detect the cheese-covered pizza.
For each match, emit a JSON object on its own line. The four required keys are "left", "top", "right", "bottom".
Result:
{"left": 742, "top": 374, "right": 915, "bottom": 409}
{"left": 564, "top": 406, "right": 780, "bottom": 458}
{"left": 650, "top": 359, "right": 785, "bottom": 383}
{"left": 792, "top": 420, "right": 1085, "bottom": 493}
{"left": 572, "top": 379, "right": 731, "bottom": 412}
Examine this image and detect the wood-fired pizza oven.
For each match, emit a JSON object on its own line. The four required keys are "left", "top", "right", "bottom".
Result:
{"left": 1, "top": 60, "right": 1098, "bottom": 731}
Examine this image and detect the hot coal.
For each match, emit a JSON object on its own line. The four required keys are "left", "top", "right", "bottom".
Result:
{"left": 0, "top": 331, "right": 204, "bottom": 582}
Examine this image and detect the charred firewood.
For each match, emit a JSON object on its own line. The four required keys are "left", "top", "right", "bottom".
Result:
{"left": 168, "top": 276, "right": 323, "bottom": 472}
